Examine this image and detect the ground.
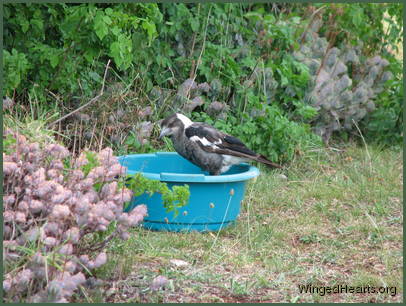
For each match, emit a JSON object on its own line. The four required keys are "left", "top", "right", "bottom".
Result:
{"left": 79, "top": 143, "right": 403, "bottom": 303}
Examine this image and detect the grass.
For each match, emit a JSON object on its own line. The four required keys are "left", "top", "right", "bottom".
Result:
{"left": 80, "top": 142, "right": 403, "bottom": 303}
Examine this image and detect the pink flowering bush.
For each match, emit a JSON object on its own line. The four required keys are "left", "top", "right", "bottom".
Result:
{"left": 3, "top": 129, "right": 147, "bottom": 302}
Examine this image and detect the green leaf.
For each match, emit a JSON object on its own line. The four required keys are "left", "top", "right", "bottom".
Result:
{"left": 111, "top": 26, "right": 121, "bottom": 36}
{"left": 109, "top": 41, "right": 122, "bottom": 67}
{"left": 81, "top": 151, "right": 100, "bottom": 176}
{"left": 350, "top": 7, "right": 363, "bottom": 28}
{"left": 109, "top": 33, "right": 133, "bottom": 70}
{"left": 84, "top": 47, "right": 98, "bottom": 63}
{"left": 103, "top": 15, "right": 112, "bottom": 25}
{"left": 190, "top": 19, "right": 200, "bottom": 32}
{"left": 125, "top": 173, "right": 189, "bottom": 215}
{"left": 142, "top": 20, "right": 157, "bottom": 45}
{"left": 105, "top": 8, "right": 113, "bottom": 16}
{"left": 244, "top": 11, "right": 262, "bottom": 21}
{"left": 3, "top": 49, "right": 30, "bottom": 93}
{"left": 30, "top": 19, "right": 44, "bottom": 32}
{"left": 20, "top": 18, "right": 30, "bottom": 33}
{"left": 94, "top": 12, "right": 109, "bottom": 40}
{"left": 89, "top": 71, "right": 102, "bottom": 82}
{"left": 49, "top": 53, "right": 59, "bottom": 68}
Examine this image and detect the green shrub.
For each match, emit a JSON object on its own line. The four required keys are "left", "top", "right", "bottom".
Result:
{"left": 360, "top": 58, "right": 403, "bottom": 145}
{"left": 3, "top": 3, "right": 402, "bottom": 154}
{"left": 4, "top": 3, "right": 161, "bottom": 99}
{"left": 3, "top": 49, "right": 31, "bottom": 94}
{"left": 125, "top": 173, "right": 190, "bottom": 217}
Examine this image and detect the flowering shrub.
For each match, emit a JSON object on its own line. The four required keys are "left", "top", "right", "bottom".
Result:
{"left": 294, "top": 16, "right": 394, "bottom": 143}
{"left": 3, "top": 129, "right": 147, "bottom": 302}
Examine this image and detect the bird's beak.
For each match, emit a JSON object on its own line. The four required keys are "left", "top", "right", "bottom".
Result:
{"left": 159, "top": 127, "right": 171, "bottom": 139}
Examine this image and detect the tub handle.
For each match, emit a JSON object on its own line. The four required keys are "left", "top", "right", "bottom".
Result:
{"left": 160, "top": 172, "right": 206, "bottom": 182}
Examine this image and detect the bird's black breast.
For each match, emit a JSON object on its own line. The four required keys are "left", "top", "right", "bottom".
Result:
{"left": 172, "top": 132, "right": 223, "bottom": 175}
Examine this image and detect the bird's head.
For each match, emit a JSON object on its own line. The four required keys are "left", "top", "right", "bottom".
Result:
{"left": 159, "top": 113, "right": 193, "bottom": 139}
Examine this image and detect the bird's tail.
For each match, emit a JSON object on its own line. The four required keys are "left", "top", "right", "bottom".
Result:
{"left": 256, "top": 155, "right": 283, "bottom": 169}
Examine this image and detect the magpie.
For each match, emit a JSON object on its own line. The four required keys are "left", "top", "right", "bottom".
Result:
{"left": 159, "top": 113, "right": 282, "bottom": 175}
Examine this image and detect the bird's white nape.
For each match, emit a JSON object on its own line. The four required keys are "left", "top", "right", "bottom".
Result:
{"left": 176, "top": 113, "right": 193, "bottom": 128}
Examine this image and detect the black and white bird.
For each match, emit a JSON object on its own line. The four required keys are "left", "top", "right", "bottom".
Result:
{"left": 159, "top": 113, "right": 282, "bottom": 175}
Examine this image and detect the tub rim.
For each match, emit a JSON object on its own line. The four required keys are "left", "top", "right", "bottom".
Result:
{"left": 118, "top": 152, "right": 260, "bottom": 183}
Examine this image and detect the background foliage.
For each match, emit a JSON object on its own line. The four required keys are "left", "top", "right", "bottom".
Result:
{"left": 3, "top": 3, "right": 403, "bottom": 161}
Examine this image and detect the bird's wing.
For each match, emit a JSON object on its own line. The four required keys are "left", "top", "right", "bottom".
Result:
{"left": 185, "top": 122, "right": 283, "bottom": 169}
{"left": 185, "top": 123, "right": 256, "bottom": 157}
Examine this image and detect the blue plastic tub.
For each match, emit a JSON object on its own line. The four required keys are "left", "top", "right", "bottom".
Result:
{"left": 118, "top": 152, "right": 259, "bottom": 232}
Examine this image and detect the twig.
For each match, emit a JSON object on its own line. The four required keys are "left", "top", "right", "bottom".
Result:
{"left": 186, "top": 5, "right": 212, "bottom": 101}
{"left": 88, "top": 117, "right": 98, "bottom": 150}
{"left": 245, "top": 182, "right": 255, "bottom": 250}
{"left": 352, "top": 119, "right": 372, "bottom": 173}
{"left": 189, "top": 33, "right": 197, "bottom": 58}
{"left": 167, "top": 66, "right": 176, "bottom": 83}
{"left": 189, "top": 59, "right": 196, "bottom": 79}
{"left": 209, "top": 191, "right": 233, "bottom": 252}
{"left": 81, "top": 232, "right": 116, "bottom": 253}
{"left": 299, "top": 5, "right": 326, "bottom": 45}
{"left": 188, "top": 4, "right": 201, "bottom": 61}
{"left": 98, "top": 120, "right": 107, "bottom": 152}
{"left": 315, "top": 30, "right": 339, "bottom": 78}
{"left": 72, "top": 121, "right": 78, "bottom": 157}
{"left": 48, "top": 60, "right": 111, "bottom": 127}
{"left": 78, "top": 117, "right": 84, "bottom": 152}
